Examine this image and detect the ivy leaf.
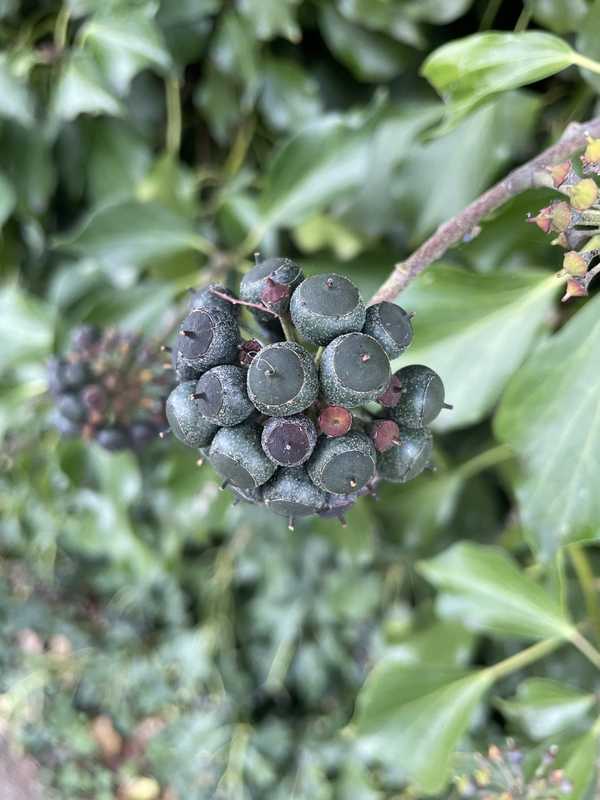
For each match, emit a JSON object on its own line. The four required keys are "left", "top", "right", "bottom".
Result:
{"left": 497, "top": 678, "right": 596, "bottom": 740}
{"left": 259, "top": 104, "right": 382, "bottom": 229}
{"left": 259, "top": 57, "right": 322, "bottom": 132}
{"left": 554, "top": 730, "right": 599, "bottom": 799}
{"left": 384, "top": 620, "right": 476, "bottom": 667}
{"left": 0, "top": 285, "right": 54, "bottom": 372}
{"left": 51, "top": 51, "right": 122, "bottom": 122}
{"left": 337, "top": 0, "right": 424, "bottom": 48}
{"left": 355, "top": 664, "right": 493, "bottom": 793}
{"left": 495, "top": 294, "right": 600, "bottom": 558}
{"left": 397, "top": 265, "right": 557, "bottom": 432}
{"left": 0, "top": 55, "right": 34, "bottom": 126}
{"left": 81, "top": 8, "right": 173, "bottom": 95}
{"left": 0, "top": 172, "right": 15, "bottom": 228}
{"left": 421, "top": 32, "right": 575, "bottom": 134}
{"left": 418, "top": 542, "right": 574, "bottom": 640}
{"left": 320, "top": 6, "right": 409, "bottom": 82}
{"left": 56, "top": 200, "right": 203, "bottom": 271}
{"left": 237, "top": 0, "right": 300, "bottom": 42}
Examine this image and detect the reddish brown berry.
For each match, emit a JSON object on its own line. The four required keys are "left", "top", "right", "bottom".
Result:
{"left": 376, "top": 375, "right": 403, "bottom": 407}
{"left": 370, "top": 420, "right": 400, "bottom": 453}
{"left": 318, "top": 405, "right": 352, "bottom": 437}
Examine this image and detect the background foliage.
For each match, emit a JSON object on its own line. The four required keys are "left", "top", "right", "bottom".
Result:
{"left": 3, "top": 0, "right": 600, "bottom": 798}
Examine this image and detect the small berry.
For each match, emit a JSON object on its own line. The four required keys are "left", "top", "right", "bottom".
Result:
{"left": 166, "top": 381, "right": 219, "bottom": 448}
{"left": 319, "top": 333, "right": 391, "bottom": 407}
{"left": 173, "top": 308, "right": 240, "bottom": 378}
{"left": 240, "top": 256, "right": 303, "bottom": 320}
{"left": 239, "top": 339, "right": 262, "bottom": 366}
{"left": 290, "top": 273, "right": 366, "bottom": 345}
{"left": 193, "top": 365, "right": 254, "bottom": 426}
{"left": 376, "top": 425, "right": 432, "bottom": 483}
{"left": 307, "top": 431, "right": 376, "bottom": 495}
{"left": 247, "top": 341, "right": 318, "bottom": 416}
{"left": 262, "top": 467, "right": 326, "bottom": 526}
{"left": 376, "top": 375, "right": 403, "bottom": 407}
{"left": 318, "top": 405, "right": 353, "bottom": 437}
{"left": 69, "top": 324, "right": 101, "bottom": 351}
{"left": 209, "top": 421, "right": 276, "bottom": 490}
{"left": 57, "top": 393, "right": 87, "bottom": 423}
{"left": 62, "top": 361, "right": 91, "bottom": 389}
{"left": 370, "top": 419, "right": 400, "bottom": 452}
{"left": 129, "top": 421, "right": 158, "bottom": 449}
{"left": 189, "top": 283, "right": 240, "bottom": 318}
{"left": 363, "top": 302, "right": 413, "bottom": 359}
{"left": 95, "top": 427, "right": 130, "bottom": 451}
{"left": 50, "top": 410, "right": 81, "bottom": 438}
{"left": 389, "top": 365, "right": 447, "bottom": 428}
{"left": 261, "top": 414, "right": 317, "bottom": 466}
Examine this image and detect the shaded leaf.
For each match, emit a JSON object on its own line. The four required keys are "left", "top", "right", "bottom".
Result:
{"left": 320, "top": 6, "right": 408, "bottom": 82}
{"left": 51, "top": 51, "right": 122, "bottom": 122}
{"left": 57, "top": 200, "right": 203, "bottom": 271}
{"left": 495, "top": 294, "right": 600, "bottom": 558}
{"left": 554, "top": 730, "right": 599, "bottom": 799}
{"left": 82, "top": 8, "right": 173, "bottom": 95}
{"left": 259, "top": 57, "right": 321, "bottom": 132}
{"left": 0, "top": 55, "right": 34, "bottom": 126}
{"left": 421, "top": 32, "right": 574, "bottom": 134}
{"left": 0, "top": 172, "right": 15, "bottom": 228}
{"left": 497, "top": 678, "right": 595, "bottom": 740}
{"left": 237, "top": 0, "right": 300, "bottom": 42}
{"left": 355, "top": 664, "right": 493, "bottom": 793}
{"left": 337, "top": 0, "right": 423, "bottom": 48}
{"left": 397, "top": 265, "right": 557, "bottom": 432}
{"left": 532, "top": 0, "right": 588, "bottom": 33}
{"left": 418, "top": 542, "right": 574, "bottom": 640}
{"left": 0, "top": 285, "right": 54, "bottom": 372}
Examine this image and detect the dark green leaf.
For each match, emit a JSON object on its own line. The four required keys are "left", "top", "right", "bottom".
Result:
{"left": 495, "top": 294, "right": 600, "bottom": 558}
{"left": 320, "top": 6, "right": 408, "bottom": 82}
{"left": 533, "top": 0, "right": 588, "bottom": 34}
{"left": 398, "top": 265, "right": 557, "bottom": 431}
{"left": 337, "top": 0, "right": 424, "bottom": 47}
{"left": 51, "top": 52, "right": 123, "bottom": 122}
{"left": 355, "top": 664, "right": 493, "bottom": 793}
{"left": 497, "top": 678, "right": 595, "bottom": 739}
{"left": 0, "top": 55, "right": 34, "bottom": 126}
{"left": 237, "top": 0, "right": 300, "bottom": 42}
{"left": 259, "top": 57, "right": 322, "bottom": 132}
{"left": 421, "top": 32, "right": 574, "bottom": 134}
{"left": 419, "top": 542, "right": 574, "bottom": 639}
{"left": 0, "top": 172, "right": 15, "bottom": 228}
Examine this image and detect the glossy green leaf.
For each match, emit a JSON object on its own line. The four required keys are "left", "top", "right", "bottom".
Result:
{"left": 576, "top": 0, "right": 600, "bottom": 93}
{"left": 82, "top": 8, "right": 173, "bottom": 95}
{"left": 498, "top": 678, "right": 595, "bottom": 740}
{"left": 0, "top": 285, "right": 54, "bottom": 372}
{"left": 259, "top": 57, "right": 322, "bottom": 132}
{"left": 56, "top": 200, "right": 203, "bottom": 271}
{"left": 419, "top": 542, "right": 574, "bottom": 640}
{"left": 532, "top": 0, "right": 588, "bottom": 33}
{"left": 0, "top": 172, "right": 15, "bottom": 228}
{"left": 237, "top": 0, "right": 300, "bottom": 42}
{"left": 554, "top": 730, "right": 599, "bottom": 799}
{"left": 337, "top": 0, "right": 423, "bottom": 48}
{"left": 259, "top": 104, "right": 382, "bottom": 229}
{"left": 404, "top": 0, "right": 474, "bottom": 24}
{"left": 51, "top": 51, "right": 122, "bottom": 122}
{"left": 355, "top": 665, "right": 493, "bottom": 793}
{"left": 320, "top": 6, "right": 408, "bottom": 82}
{"left": 85, "top": 118, "right": 152, "bottom": 205}
{"left": 385, "top": 620, "right": 476, "bottom": 667}
{"left": 397, "top": 266, "right": 557, "bottom": 432}
{"left": 495, "top": 294, "right": 600, "bottom": 558}
{"left": 395, "top": 92, "right": 541, "bottom": 242}
{"left": 421, "top": 32, "right": 575, "bottom": 134}
{"left": 0, "top": 56, "right": 34, "bottom": 126}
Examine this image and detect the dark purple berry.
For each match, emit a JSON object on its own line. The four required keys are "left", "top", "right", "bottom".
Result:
{"left": 363, "top": 302, "right": 413, "bottom": 359}
{"left": 263, "top": 467, "right": 326, "bottom": 528}
{"left": 376, "top": 375, "right": 403, "bottom": 408}
{"left": 290, "top": 273, "right": 366, "bottom": 345}
{"left": 370, "top": 420, "right": 400, "bottom": 453}
{"left": 189, "top": 283, "right": 240, "bottom": 319}
{"left": 57, "top": 393, "right": 87, "bottom": 423}
{"left": 319, "top": 333, "right": 390, "bottom": 407}
{"left": 389, "top": 365, "right": 447, "bottom": 428}
{"left": 209, "top": 421, "right": 276, "bottom": 490}
{"left": 96, "top": 427, "right": 130, "bottom": 451}
{"left": 166, "top": 382, "right": 219, "bottom": 448}
{"left": 247, "top": 341, "right": 318, "bottom": 416}
{"left": 377, "top": 425, "right": 433, "bottom": 483}
{"left": 193, "top": 365, "right": 254, "bottom": 427}
{"left": 307, "top": 431, "right": 376, "bottom": 495}
{"left": 261, "top": 414, "right": 317, "bottom": 467}
{"left": 240, "top": 256, "right": 303, "bottom": 320}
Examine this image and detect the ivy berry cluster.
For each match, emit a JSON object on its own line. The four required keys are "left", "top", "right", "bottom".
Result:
{"left": 530, "top": 136, "right": 600, "bottom": 301}
{"left": 165, "top": 257, "right": 450, "bottom": 529}
{"left": 48, "top": 326, "right": 172, "bottom": 451}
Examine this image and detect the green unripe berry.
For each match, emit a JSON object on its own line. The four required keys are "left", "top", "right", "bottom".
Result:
{"left": 174, "top": 308, "right": 240, "bottom": 377}
{"left": 194, "top": 365, "right": 254, "bottom": 427}
{"left": 363, "top": 302, "right": 413, "bottom": 359}
{"left": 263, "top": 467, "right": 326, "bottom": 526}
{"left": 290, "top": 273, "right": 366, "bottom": 345}
{"left": 209, "top": 421, "right": 276, "bottom": 490}
{"left": 389, "top": 365, "right": 446, "bottom": 428}
{"left": 247, "top": 341, "right": 318, "bottom": 416}
{"left": 261, "top": 414, "right": 317, "bottom": 467}
{"left": 189, "top": 283, "right": 240, "bottom": 319}
{"left": 240, "top": 256, "right": 303, "bottom": 320}
{"left": 377, "top": 425, "right": 432, "bottom": 483}
{"left": 166, "top": 381, "right": 219, "bottom": 448}
{"left": 307, "top": 431, "right": 376, "bottom": 495}
{"left": 319, "top": 333, "right": 390, "bottom": 407}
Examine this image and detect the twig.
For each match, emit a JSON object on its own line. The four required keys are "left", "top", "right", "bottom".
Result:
{"left": 209, "top": 287, "right": 278, "bottom": 317}
{"left": 370, "top": 114, "right": 600, "bottom": 304}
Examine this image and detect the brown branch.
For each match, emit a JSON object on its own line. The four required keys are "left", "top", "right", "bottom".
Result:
{"left": 370, "top": 115, "right": 600, "bottom": 304}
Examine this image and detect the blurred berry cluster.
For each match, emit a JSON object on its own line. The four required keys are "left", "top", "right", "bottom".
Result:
{"left": 165, "top": 257, "right": 450, "bottom": 528}
{"left": 530, "top": 136, "right": 600, "bottom": 301}
{"left": 454, "top": 741, "right": 573, "bottom": 800}
{"left": 48, "top": 326, "right": 172, "bottom": 451}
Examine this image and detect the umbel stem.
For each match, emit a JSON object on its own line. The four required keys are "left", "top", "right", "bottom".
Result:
{"left": 370, "top": 113, "right": 600, "bottom": 304}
